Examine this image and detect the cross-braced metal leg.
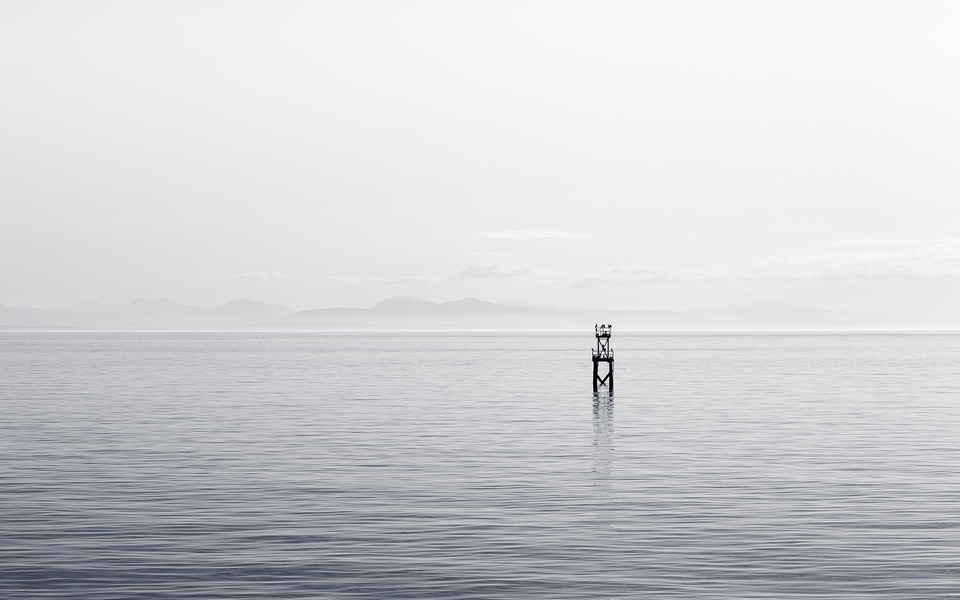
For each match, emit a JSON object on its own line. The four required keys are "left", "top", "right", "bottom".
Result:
{"left": 593, "top": 358, "right": 613, "bottom": 392}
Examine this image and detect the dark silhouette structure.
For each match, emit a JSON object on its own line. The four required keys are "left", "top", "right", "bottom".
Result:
{"left": 592, "top": 324, "right": 614, "bottom": 392}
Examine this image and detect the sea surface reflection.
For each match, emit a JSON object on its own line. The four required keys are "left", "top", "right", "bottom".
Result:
{"left": 3, "top": 332, "right": 960, "bottom": 598}
{"left": 592, "top": 392, "right": 614, "bottom": 484}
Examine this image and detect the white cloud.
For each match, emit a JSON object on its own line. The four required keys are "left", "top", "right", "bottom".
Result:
{"left": 571, "top": 266, "right": 734, "bottom": 287}
{"left": 232, "top": 272, "right": 289, "bottom": 281}
{"left": 450, "top": 263, "right": 536, "bottom": 279}
{"left": 382, "top": 275, "right": 437, "bottom": 285}
{"left": 479, "top": 230, "right": 592, "bottom": 240}
{"left": 572, "top": 240, "right": 960, "bottom": 287}
{"left": 313, "top": 274, "right": 439, "bottom": 285}
{"left": 834, "top": 239, "right": 960, "bottom": 247}
{"left": 312, "top": 262, "right": 559, "bottom": 284}
{"left": 456, "top": 251, "right": 514, "bottom": 258}
{"left": 233, "top": 272, "right": 437, "bottom": 285}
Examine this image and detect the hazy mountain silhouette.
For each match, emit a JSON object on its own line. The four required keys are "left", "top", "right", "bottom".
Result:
{"left": 64, "top": 298, "right": 203, "bottom": 320}
{"left": 685, "top": 301, "right": 876, "bottom": 329}
{"left": 0, "top": 302, "right": 138, "bottom": 328}
{"left": 275, "top": 297, "right": 896, "bottom": 331}
{"left": 204, "top": 300, "right": 295, "bottom": 321}
{"left": 371, "top": 296, "right": 436, "bottom": 312}
{"left": 0, "top": 296, "right": 949, "bottom": 330}
{"left": 282, "top": 297, "right": 584, "bottom": 329}
{"left": 0, "top": 298, "right": 293, "bottom": 329}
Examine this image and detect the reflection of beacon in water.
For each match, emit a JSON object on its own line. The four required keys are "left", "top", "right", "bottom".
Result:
{"left": 593, "top": 392, "right": 614, "bottom": 482}
{"left": 592, "top": 324, "right": 614, "bottom": 393}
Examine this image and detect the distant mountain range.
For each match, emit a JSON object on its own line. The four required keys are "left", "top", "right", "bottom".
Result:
{"left": 0, "top": 298, "right": 294, "bottom": 329}
{"left": 2, "top": 295, "right": 956, "bottom": 330}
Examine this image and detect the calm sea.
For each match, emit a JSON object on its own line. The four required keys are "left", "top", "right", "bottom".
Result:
{"left": 3, "top": 332, "right": 960, "bottom": 598}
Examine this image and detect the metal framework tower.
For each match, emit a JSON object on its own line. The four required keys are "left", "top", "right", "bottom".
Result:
{"left": 592, "top": 324, "right": 614, "bottom": 392}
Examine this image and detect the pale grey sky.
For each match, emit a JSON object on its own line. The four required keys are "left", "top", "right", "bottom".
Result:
{"left": 2, "top": 1, "right": 959, "bottom": 312}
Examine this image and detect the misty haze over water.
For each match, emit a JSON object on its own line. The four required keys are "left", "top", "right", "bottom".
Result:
{"left": 4, "top": 295, "right": 960, "bottom": 331}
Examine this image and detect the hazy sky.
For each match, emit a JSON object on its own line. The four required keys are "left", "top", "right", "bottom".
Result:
{"left": 2, "top": 1, "right": 959, "bottom": 311}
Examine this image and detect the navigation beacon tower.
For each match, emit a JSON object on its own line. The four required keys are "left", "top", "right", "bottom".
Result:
{"left": 592, "top": 324, "right": 614, "bottom": 392}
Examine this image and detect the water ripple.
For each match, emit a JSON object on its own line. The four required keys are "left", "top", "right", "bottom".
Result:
{"left": 3, "top": 332, "right": 960, "bottom": 598}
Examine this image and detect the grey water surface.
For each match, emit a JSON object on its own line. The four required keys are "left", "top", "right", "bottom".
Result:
{"left": 3, "top": 332, "right": 960, "bottom": 598}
